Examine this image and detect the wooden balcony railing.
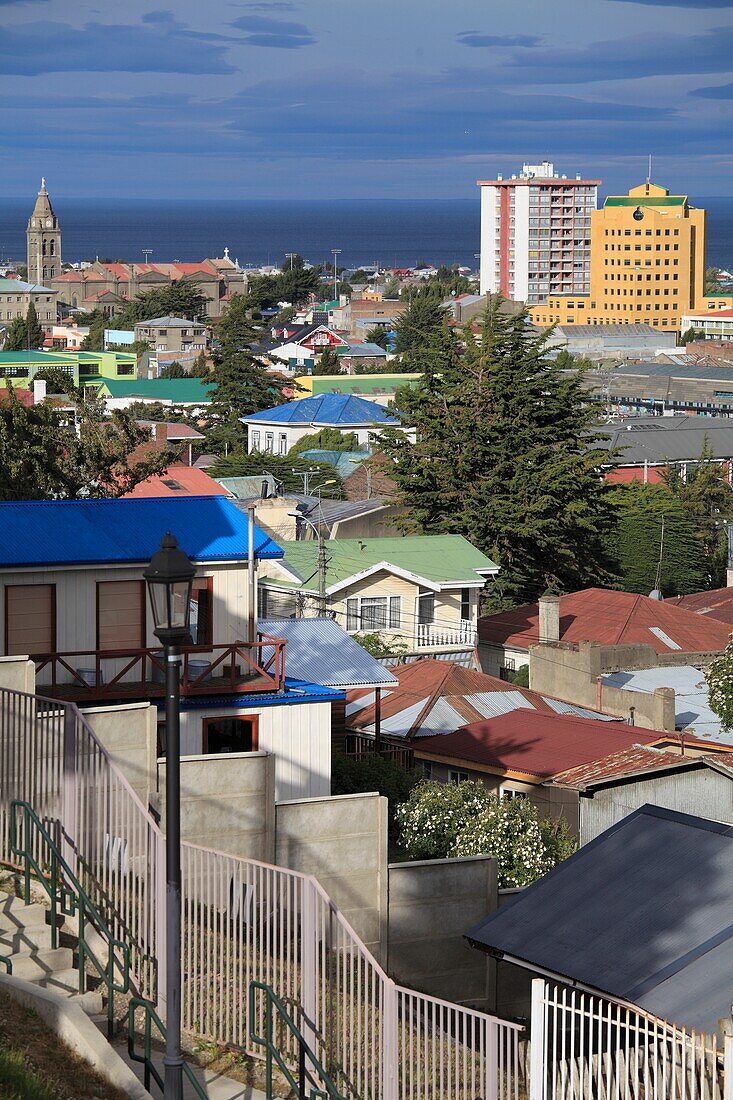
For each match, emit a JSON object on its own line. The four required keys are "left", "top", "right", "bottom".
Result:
{"left": 32, "top": 634, "right": 286, "bottom": 702}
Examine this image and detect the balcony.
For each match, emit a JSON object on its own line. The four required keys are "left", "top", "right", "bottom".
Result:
{"left": 415, "top": 621, "right": 477, "bottom": 649}
{"left": 32, "top": 635, "right": 286, "bottom": 703}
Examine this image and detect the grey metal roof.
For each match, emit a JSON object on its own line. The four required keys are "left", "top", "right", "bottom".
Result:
{"left": 466, "top": 805, "right": 733, "bottom": 1033}
{"left": 542, "top": 697, "right": 622, "bottom": 722}
{"left": 600, "top": 665, "right": 728, "bottom": 743}
{"left": 597, "top": 416, "right": 733, "bottom": 464}
{"left": 259, "top": 617, "right": 398, "bottom": 689}
{"left": 463, "top": 690, "right": 534, "bottom": 720}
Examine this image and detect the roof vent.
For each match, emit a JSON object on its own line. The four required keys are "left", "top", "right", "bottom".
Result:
{"left": 648, "top": 589, "right": 663, "bottom": 601}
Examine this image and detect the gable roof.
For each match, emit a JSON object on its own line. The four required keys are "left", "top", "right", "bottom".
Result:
{"left": 347, "top": 659, "right": 619, "bottom": 740}
{"left": 133, "top": 316, "right": 204, "bottom": 328}
{"left": 266, "top": 535, "right": 498, "bottom": 595}
{"left": 0, "top": 497, "right": 282, "bottom": 567}
{"left": 671, "top": 587, "right": 733, "bottom": 626}
{"left": 478, "top": 587, "right": 732, "bottom": 654}
{"left": 87, "top": 377, "right": 214, "bottom": 403}
{"left": 122, "top": 467, "right": 231, "bottom": 499}
{"left": 242, "top": 394, "right": 401, "bottom": 428}
{"left": 259, "top": 618, "right": 398, "bottom": 690}
{"left": 415, "top": 708, "right": 655, "bottom": 780}
{"left": 465, "top": 805, "right": 733, "bottom": 1033}
{"left": 551, "top": 745, "right": 733, "bottom": 790}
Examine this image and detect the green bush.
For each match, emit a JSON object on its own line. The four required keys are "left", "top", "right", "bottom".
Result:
{"left": 331, "top": 752, "right": 418, "bottom": 843}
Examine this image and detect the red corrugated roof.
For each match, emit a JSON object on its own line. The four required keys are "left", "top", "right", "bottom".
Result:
{"left": 123, "top": 467, "right": 230, "bottom": 499}
{"left": 671, "top": 587, "right": 733, "bottom": 625}
{"left": 415, "top": 709, "right": 658, "bottom": 780}
{"left": 478, "top": 587, "right": 732, "bottom": 653}
{"left": 552, "top": 745, "right": 733, "bottom": 789}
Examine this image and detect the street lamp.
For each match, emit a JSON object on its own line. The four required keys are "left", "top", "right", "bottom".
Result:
{"left": 331, "top": 248, "right": 342, "bottom": 302}
{"left": 143, "top": 532, "right": 195, "bottom": 1100}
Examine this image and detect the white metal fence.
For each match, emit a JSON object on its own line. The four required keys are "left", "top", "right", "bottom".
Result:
{"left": 530, "top": 978, "right": 727, "bottom": 1100}
{"left": 0, "top": 684, "right": 523, "bottom": 1098}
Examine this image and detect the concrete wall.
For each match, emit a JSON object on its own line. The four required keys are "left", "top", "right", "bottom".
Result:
{"left": 160, "top": 751, "right": 276, "bottom": 864}
{"left": 387, "top": 855, "right": 496, "bottom": 1006}
{"left": 276, "top": 792, "right": 387, "bottom": 961}
{"left": 81, "top": 701, "right": 157, "bottom": 810}
{"left": 0, "top": 655, "right": 36, "bottom": 693}
{"left": 528, "top": 641, "right": 676, "bottom": 731}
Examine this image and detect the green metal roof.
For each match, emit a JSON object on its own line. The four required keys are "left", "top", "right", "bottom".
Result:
{"left": 83, "top": 376, "right": 214, "bottom": 402}
{"left": 309, "top": 374, "right": 420, "bottom": 395}
{"left": 604, "top": 196, "right": 686, "bottom": 207}
{"left": 269, "top": 535, "right": 499, "bottom": 593}
{"left": 0, "top": 351, "right": 75, "bottom": 366}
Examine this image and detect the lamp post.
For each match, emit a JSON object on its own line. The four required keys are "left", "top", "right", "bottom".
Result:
{"left": 331, "top": 248, "right": 341, "bottom": 302}
{"left": 143, "top": 533, "right": 195, "bottom": 1100}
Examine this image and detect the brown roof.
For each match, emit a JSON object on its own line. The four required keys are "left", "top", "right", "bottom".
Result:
{"left": 479, "top": 587, "right": 732, "bottom": 654}
{"left": 551, "top": 745, "right": 733, "bottom": 790}
{"left": 670, "top": 588, "right": 733, "bottom": 626}
{"left": 415, "top": 710, "right": 658, "bottom": 781}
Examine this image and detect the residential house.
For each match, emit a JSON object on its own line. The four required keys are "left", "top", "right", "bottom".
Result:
{"left": 133, "top": 315, "right": 210, "bottom": 371}
{"left": 412, "top": 708, "right": 656, "bottom": 831}
{"left": 122, "top": 469, "right": 232, "bottom": 498}
{"left": 466, "top": 805, "right": 733, "bottom": 1032}
{"left": 242, "top": 394, "right": 410, "bottom": 455}
{"left": 87, "top": 376, "right": 214, "bottom": 411}
{"left": 671, "top": 586, "right": 733, "bottom": 625}
{"left": 223, "top": 485, "right": 405, "bottom": 542}
{"left": 0, "top": 496, "right": 369, "bottom": 801}
{"left": 329, "top": 297, "right": 407, "bottom": 338}
{"left": 478, "top": 588, "right": 732, "bottom": 679}
{"left": 134, "top": 421, "right": 205, "bottom": 467}
{"left": 259, "top": 534, "right": 498, "bottom": 652}
{"left": 550, "top": 744, "right": 733, "bottom": 845}
{"left": 595, "top": 416, "right": 733, "bottom": 485}
{"left": 0, "top": 277, "right": 58, "bottom": 329}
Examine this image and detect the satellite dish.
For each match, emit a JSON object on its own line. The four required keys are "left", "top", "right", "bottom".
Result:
{"left": 648, "top": 588, "right": 663, "bottom": 601}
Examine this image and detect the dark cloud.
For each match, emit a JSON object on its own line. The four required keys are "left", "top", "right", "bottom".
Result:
{"left": 0, "top": 17, "right": 239, "bottom": 73}
{"left": 230, "top": 13, "right": 315, "bottom": 47}
{"left": 141, "top": 11, "right": 177, "bottom": 23}
{"left": 497, "top": 24, "right": 733, "bottom": 81}
{"left": 690, "top": 81, "right": 733, "bottom": 96}
{"left": 457, "top": 32, "right": 541, "bottom": 47}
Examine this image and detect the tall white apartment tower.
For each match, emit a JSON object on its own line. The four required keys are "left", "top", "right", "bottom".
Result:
{"left": 478, "top": 163, "right": 600, "bottom": 305}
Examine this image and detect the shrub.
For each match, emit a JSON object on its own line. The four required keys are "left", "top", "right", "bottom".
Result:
{"left": 331, "top": 751, "right": 418, "bottom": 844}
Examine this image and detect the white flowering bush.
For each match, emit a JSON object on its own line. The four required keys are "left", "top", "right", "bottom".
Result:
{"left": 395, "top": 780, "right": 574, "bottom": 887}
{"left": 706, "top": 637, "right": 733, "bottom": 730}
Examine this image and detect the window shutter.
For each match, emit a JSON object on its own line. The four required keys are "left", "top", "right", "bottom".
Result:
{"left": 6, "top": 584, "right": 55, "bottom": 655}
{"left": 97, "top": 581, "right": 145, "bottom": 650}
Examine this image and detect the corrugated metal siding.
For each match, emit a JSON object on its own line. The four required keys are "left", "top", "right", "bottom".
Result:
{"left": 259, "top": 618, "right": 398, "bottom": 687}
{"left": 412, "top": 698, "right": 467, "bottom": 735}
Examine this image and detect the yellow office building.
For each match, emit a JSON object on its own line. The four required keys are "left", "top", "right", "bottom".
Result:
{"left": 531, "top": 181, "right": 733, "bottom": 334}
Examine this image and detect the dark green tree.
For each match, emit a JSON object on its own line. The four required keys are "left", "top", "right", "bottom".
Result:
{"left": 393, "top": 293, "right": 447, "bottom": 357}
{"left": 80, "top": 310, "right": 108, "bottom": 351}
{"left": 159, "top": 361, "right": 187, "bottom": 379}
{"left": 705, "top": 267, "right": 722, "bottom": 295}
{"left": 215, "top": 294, "right": 261, "bottom": 357}
{"left": 605, "top": 483, "right": 708, "bottom": 596}
{"left": 112, "top": 282, "right": 209, "bottom": 328}
{"left": 190, "top": 350, "right": 210, "bottom": 378}
{"left": 207, "top": 451, "right": 344, "bottom": 497}
{"left": 313, "top": 347, "right": 342, "bottom": 375}
{"left": 3, "top": 316, "right": 28, "bottom": 352}
{"left": 24, "top": 302, "right": 45, "bottom": 350}
{"left": 663, "top": 439, "right": 733, "bottom": 586}
{"left": 380, "top": 298, "right": 617, "bottom": 606}
{"left": 364, "top": 326, "right": 389, "bottom": 350}
{"left": 204, "top": 351, "right": 285, "bottom": 455}
{"left": 680, "top": 327, "right": 705, "bottom": 345}
{"left": 289, "top": 428, "right": 360, "bottom": 456}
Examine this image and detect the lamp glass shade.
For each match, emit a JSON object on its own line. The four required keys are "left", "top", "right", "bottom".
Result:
{"left": 143, "top": 532, "right": 196, "bottom": 643}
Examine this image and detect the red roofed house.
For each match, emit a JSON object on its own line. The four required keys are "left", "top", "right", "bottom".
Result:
{"left": 123, "top": 467, "right": 232, "bottom": 499}
{"left": 670, "top": 587, "right": 733, "bottom": 627}
{"left": 413, "top": 709, "right": 660, "bottom": 832}
{"left": 478, "top": 588, "right": 733, "bottom": 680}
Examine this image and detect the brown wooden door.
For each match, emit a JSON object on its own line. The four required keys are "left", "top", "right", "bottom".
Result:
{"left": 5, "top": 584, "right": 55, "bottom": 655}
{"left": 97, "top": 581, "right": 145, "bottom": 650}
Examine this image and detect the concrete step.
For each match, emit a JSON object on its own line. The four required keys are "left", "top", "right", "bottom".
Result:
{"left": 0, "top": 922, "right": 54, "bottom": 953}
{"left": 115, "top": 1040, "right": 267, "bottom": 1099}
{"left": 27, "top": 968, "right": 104, "bottom": 1013}
{"left": 0, "top": 899, "right": 51, "bottom": 933}
{"left": 9, "top": 945, "right": 74, "bottom": 981}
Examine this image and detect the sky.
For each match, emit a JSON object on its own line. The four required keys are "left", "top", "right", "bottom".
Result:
{"left": 1, "top": 0, "right": 733, "bottom": 200}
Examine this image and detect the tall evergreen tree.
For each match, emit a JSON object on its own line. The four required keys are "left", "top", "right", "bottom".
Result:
{"left": 380, "top": 298, "right": 617, "bottom": 606}
{"left": 205, "top": 351, "right": 285, "bottom": 455}
{"left": 2, "top": 316, "right": 28, "bottom": 352}
{"left": 215, "top": 294, "right": 261, "bottom": 357}
{"left": 393, "top": 293, "right": 446, "bottom": 357}
{"left": 24, "top": 302, "right": 45, "bottom": 350}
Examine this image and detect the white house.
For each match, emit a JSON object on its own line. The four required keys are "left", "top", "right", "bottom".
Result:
{"left": 242, "top": 393, "right": 412, "bottom": 455}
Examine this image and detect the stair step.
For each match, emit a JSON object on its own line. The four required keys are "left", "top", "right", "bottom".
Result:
{"left": 0, "top": 923, "right": 53, "bottom": 952}
{"left": 27, "top": 968, "right": 104, "bottom": 1013}
{"left": 10, "top": 945, "right": 73, "bottom": 980}
{"left": 0, "top": 900, "right": 51, "bottom": 932}
{"left": 88, "top": 1011, "right": 112, "bottom": 1033}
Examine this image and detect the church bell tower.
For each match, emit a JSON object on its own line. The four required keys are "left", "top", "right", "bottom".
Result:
{"left": 26, "top": 178, "right": 62, "bottom": 286}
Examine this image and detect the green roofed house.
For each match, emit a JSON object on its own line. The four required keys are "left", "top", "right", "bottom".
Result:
{"left": 85, "top": 375, "right": 214, "bottom": 409}
{"left": 259, "top": 534, "right": 499, "bottom": 654}
{"left": 0, "top": 348, "right": 136, "bottom": 391}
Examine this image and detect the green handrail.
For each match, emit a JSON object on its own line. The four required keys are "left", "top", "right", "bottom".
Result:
{"left": 249, "top": 980, "right": 345, "bottom": 1100}
{"left": 10, "top": 799, "right": 130, "bottom": 1038}
{"left": 127, "top": 997, "right": 207, "bottom": 1099}
{"left": 0, "top": 955, "right": 12, "bottom": 974}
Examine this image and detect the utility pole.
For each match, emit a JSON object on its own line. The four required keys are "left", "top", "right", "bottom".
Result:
{"left": 289, "top": 512, "right": 329, "bottom": 615}
{"left": 290, "top": 467, "right": 321, "bottom": 495}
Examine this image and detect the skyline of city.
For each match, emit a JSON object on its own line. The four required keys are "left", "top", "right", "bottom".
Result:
{"left": 1, "top": 0, "right": 733, "bottom": 199}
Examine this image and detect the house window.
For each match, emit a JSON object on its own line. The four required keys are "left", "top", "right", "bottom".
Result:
{"left": 345, "top": 595, "right": 401, "bottom": 632}
{"left": 460, "top": 588, "right": 471, "bottom": 621}
{"left": 449, "top": 769, "right": 469, "bottom": 784}
{"left": 97, "top": 581, "right": 145, "bottom": 650}
{"left": 422, "top": 761, "right": 434, "bottom": 780}
{"left": 251, "top": 431, "right": 260, "bottom": 450}
{"left": 501, "top": 787, "right": 528, "bottom": 802}
{"left": 417, "top": 592, "right": 435, "bottom": 626}
{"left": 5, "top": 584, "right": 55, "bottom": 655}
{"left": 265, "top": 433, "right": 274, "bottom": 453}
{"left": 278, "top": 433, "right": 287, "bottom": 455}
{"left": 190, "top": 577, "right": 213, "bottom": 646}
{"left": 202, "top": 715, "right": 259, "bottom": 754}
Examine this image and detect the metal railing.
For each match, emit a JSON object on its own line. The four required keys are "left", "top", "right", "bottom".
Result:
{"left": 10, "top": 798, "right": 130, "bottom": 1038}
{"left": 0, "top": 955, "right": 12, "bottom": 973}
{"left": 415, "top": 620, "right": 477, "bottom": 649}
{"left": 342, "top": 734, "right": 414, "bottom": 769}
{"left": 32, "top": 633, "right": 286, "bottom": 701}
{"left": 127, "top": 996, "right": 206, "bottom": 1099}
{"left": 249, "top": 980, "right": 345, "bottom": 1099}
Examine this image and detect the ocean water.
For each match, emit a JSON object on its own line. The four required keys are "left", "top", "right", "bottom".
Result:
{"left": 1, "top": 197, "right": 732, "bottom": 271}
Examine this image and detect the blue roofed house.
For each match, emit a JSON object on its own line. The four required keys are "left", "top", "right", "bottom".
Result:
{"left": 0, "top": 497, "right": 392, "bottom": 800}
{"left": 242, "top": 393, "right": 413, "bottom": 455}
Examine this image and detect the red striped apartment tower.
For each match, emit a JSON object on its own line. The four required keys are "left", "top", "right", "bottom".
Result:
{"left": 478, "top": 162, "right": 600, "bottom": 305}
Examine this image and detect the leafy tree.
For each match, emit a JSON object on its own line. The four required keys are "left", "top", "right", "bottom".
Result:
{"left": 34, "top": 366, "right": 75, "bottom": 394}
{"left": 663, "top": 440, "right": 733, "bottom": 587}
{"left": 331, "top": 751, "right": 417, "bottom": 845}
{"left": 124, "top": 400, "right": 192, "bottom": 424}
{"left": 706, "top": 637, "right": 733, "bottom": 731}
{"left": 289, "top": 428, "right": 360, "bottom": 456}
{"left": 395, "top": 780, "right": 574, "bottom": 887}
{"left": 364, "top": 326, "right": 389, "bottom": 350}
{"left": 206, "top": 451, "right": 344, "bottom": 497}
{"left": 112, "top": 282, "right": 208, "bottom": 328}
{"left": 205, "top": 350, "right": 285, "bottom": 455}
{"left": 349, "top": 269, "right": 370, "bottom": 284}
{"left": 248, "top": 267, "right": 320, "bottom": 310}
{"left": 80, "top": 310, "right": 108, "bottom": 351}
{"left": 24, "top": 302, "right": 45, "bottom": 350}
{"left": 274, "top": 305, "right": 296, "bottom": 327}
{"left": 2, "top": 316, "right": 28, "bottom": 352}
{"left": 705, "top": 267, "right": 722, "bottom": 295}
{"left": 215, "top": 293, "right": 261, "bottom": 356}
{"left": 393, "top": 294, "right": 446, "bottom": 357}
{"left": 159, "top": 361, "right": 187, "bottom": 379}
{"left": 606, "top": 483, "right": 708, "bottom": 596}
{"left": 0, "top": 383, "right": 171, "bottom": 499}
{"left": 313, "top": 347, "right": 342, "bottom": 375}
{"left": 280, "top": 253, "right": 306, "bottom": 272}
{"left": 380, "top": 298, "right": 616, "bottom": 607}
{"left": 680, "top": 327, "right": 705, "bottom": 345}
{"left": 15, "top": 264, "right": 28, "bottom": 280}
{"left": 382, "top": 276, "right": 402, "bottom": 299}
{"left": 353, "top": 631, "right": 407, "bottom": 658}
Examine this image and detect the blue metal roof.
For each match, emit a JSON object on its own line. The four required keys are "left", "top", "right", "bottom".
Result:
{"left": 259, "top": 618, "right": 399, "bottom": 689}
{"left": 0, "top": 497, "right": 283, "bottom": 567}
{"left": 242, "top": 394, "right": 401, "bottom": 427}
{"left": 178, "top": 677, "right": 345, "bottom": 710}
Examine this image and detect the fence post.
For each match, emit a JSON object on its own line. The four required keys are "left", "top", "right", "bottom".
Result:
{"left": 486, "top": 1019, "right": 499, "bottom": 1100}
{"left": 155, "top": 829, "right": 167, "bottom": 1017}
{"left": 724, "top": 1021, "right": 733, "bottom": 1100}
{"left": 300, "top": 879, "right": 318, "bottom": 1057}
{"left": 60, "top": 707, "right": 78, "bottom": 875}
{"left": 381, "top": 978, "right": 399, "bottom": 1100}
{"left": 529, "top": 978, "right": 547, "bottom": 1100}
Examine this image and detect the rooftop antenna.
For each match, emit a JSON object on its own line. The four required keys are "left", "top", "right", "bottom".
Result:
{"left": 142, "top": 249, "right": 153, "bottom": 265}
{"left": 646, "top": 154, "right": 652, "bottom": 191}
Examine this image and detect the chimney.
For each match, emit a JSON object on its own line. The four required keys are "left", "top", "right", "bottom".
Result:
{"left": 154, "top": 423, "right": 168, "bottom": 446}
{"left": 32, "top": 378, "right": 47, "bottom": 404}
{"left": 538, "top": 593, "right": 561, "bottom": 644}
